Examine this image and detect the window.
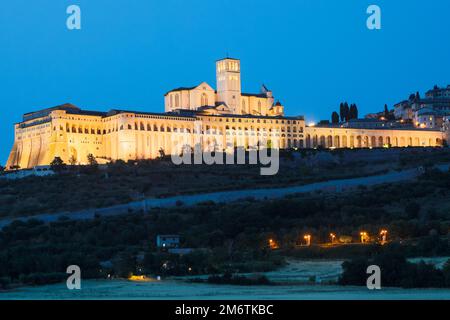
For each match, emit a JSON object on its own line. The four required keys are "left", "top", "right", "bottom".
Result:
{"left": 175, "top": 94, "right": 180, "bottom": 108}
{"left": 201, "top": 93, "right": 208, "bottom": 106}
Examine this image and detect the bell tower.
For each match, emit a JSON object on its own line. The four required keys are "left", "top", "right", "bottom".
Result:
{"left": 216, "top": 58, "right": 241, "bottom": 114}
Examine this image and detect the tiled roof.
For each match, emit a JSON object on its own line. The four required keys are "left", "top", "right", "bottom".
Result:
{"left": 241, "top": 92, "right": 268, "bottom": 98}
{"left": 164, "top": 86, "right": 197, "bottom": 96}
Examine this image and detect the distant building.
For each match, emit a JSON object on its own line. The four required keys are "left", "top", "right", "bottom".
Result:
{"left": 414, "top": 108, "right": 446, "bottom": 129}
{"left": 156, "top": 235, "right": 181, "bottom": 249}
{"left": 394, "top": 85, "right": 450, "bottom": 129}
{"left": 341, "top": 118, "right": 401, "bottom": 129}
{"left": 1, "top": 165, "right": 54, "bottom": 180}
{"left": 444, "top": 115, "right": 450, "bottom": 131}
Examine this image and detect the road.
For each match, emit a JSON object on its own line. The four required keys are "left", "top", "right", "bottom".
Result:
{"left": 0, "top": 164, "right": 448, "bottom": 229}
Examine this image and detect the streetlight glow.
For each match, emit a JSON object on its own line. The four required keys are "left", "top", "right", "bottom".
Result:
{"left": 304, "top": 234, "right": 311, "bottom": 246}
{"left": 330, "top": 233, "right": 336, "bottom": 244}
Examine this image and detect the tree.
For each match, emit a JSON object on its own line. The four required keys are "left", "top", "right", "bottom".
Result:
{"left": 343, "top": 102, "right": 350, "bottom": 121}
{"left": 384, "top": 104, "right": 389, "bottom": 119}
{"left": 339, "top": 103, "right": 345, "bottom": 122}
{"left": 331, "top": 111, "right": 340, "bottom": 124}
{"left": 87, "top": 154, "right": 98, "bottom": 167}
{"left": 443, "top": 259, "right": 450, "bottom": 287}
{"left": 158, "top": 148, "right": 166, "bottom": 159}
{"left": 113, "top": 251, "right": 136, "bottom": 278}
{"left": 415, "top": 91, "right": 421, "bottom": 102}
{"left": 405, "top": 201, "right": 421, "bottom": 219}
{"left": 50, "top": 157, "right": 66, "bottom": 172}
{"left": 349, "top": 104, "right": 359, "bottom": 120}
{"left": 68, "top": 155, "right": 77, "bottom": 166}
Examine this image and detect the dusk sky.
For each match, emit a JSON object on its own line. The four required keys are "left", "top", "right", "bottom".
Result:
{"left": 1, "top": 0, "right": 450, "bottom": 164}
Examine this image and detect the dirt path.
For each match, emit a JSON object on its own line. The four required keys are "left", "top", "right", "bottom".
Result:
{"left": 1, "top": 164, "right": 448, "bottom": 229}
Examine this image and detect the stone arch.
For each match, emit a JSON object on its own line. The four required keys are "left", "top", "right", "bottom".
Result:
{"left": 327, "top": 135, "right": 333, "bottom": 148}
{"left": 371, "top": 136, "right": 376, "bottom": 148}
{"left": 306, "top": 134, "right": 311, "bottom": 148}
{"left": 350, "top": 136, "right": 355, "bottom": 148}
{"left": 356, "top": 136, "right": 362, "bottom": 148}
{"left": 400, "top": 137, "right": 406, "bottom": 147}
{"left": 414, "top": 137, "right": 420, "bottom": 147}
{"left": 313, "top": 135, "right": 318, "bottom": 148}
{"left": 363, "top": 136, "right": 369, "bottom": 148}
{"left": 334, "top": 135, "right": 340, "bottom": 148}
{"left": 378, "top": 136, "right": 384, "bottom": 147}
{"left": 342, "top": 136, "right": 348, "bottom": 148}
{"left": 299, "top": 139, "right": 304, "bottom": 148}
{"left": 319, "top": 135, "right": 326, "bottom": 147}
{"left": 393, "top": 137, "right": 398, "bottom": 147}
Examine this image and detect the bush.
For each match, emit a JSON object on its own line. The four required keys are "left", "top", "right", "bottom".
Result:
{"left": 339, "top": 252, "right": 446, "bottom": 288}
{"left": 19, "top": 273, "right": 67, "bottom": 286}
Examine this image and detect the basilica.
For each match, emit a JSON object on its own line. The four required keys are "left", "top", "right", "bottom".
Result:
{"left": 5, "top": 58, "right": 446, "bottom": 170}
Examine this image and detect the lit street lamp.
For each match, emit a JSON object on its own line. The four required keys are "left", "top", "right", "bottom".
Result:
{"left": 269, "top": 238, "right": 278, "bottom": 249}
{"left": 360, "top": 232, "right": 369, "bottom": 244}
{"left": 330, "top": 233, "right": 336, "bottom": 244}
{"left": 380, "top": 229, "right": 388, "bottom": 245}
{"left": 304, "top": 234, "right": 311, "bottom": 246}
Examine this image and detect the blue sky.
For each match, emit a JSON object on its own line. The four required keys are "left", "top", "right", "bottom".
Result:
{"left": 1, "top": 0, "right": 450, "bottom": 164}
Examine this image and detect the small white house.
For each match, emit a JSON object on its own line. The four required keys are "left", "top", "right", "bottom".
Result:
{"left": 1, "top": 165, "right": 55, "bottom": 180}
{"left": 156, "top": 235, "right": 180, "bottom": 249}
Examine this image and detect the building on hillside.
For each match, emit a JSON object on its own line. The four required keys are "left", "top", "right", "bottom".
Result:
{"left": 156, "top": 235, "right": 181, "bottom": 249}
{"left": 394, "top": 85, "right": 450, "bottom": 129}
{"left": 0, "top": 165, "right": 55, "bottom": 180}
{"left": 341, "top": 118, "right": 401, "bottom": 129}
{"left": 5, "top": 58, "right": 446, "bottom": 170}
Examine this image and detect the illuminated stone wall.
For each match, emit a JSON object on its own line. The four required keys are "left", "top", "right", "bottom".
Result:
{"left": 6, "top": 107, "right": 446, "bottom": 170}
{"left": 5, "top": 109, "right": 305, "bottom": 169}
{"left": 304, "top": 126, "right": 444, "bottom": 148}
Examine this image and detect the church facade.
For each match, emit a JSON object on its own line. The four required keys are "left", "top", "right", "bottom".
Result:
{"left": 5, "top": 58, "right": 446, "bottom": 170}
